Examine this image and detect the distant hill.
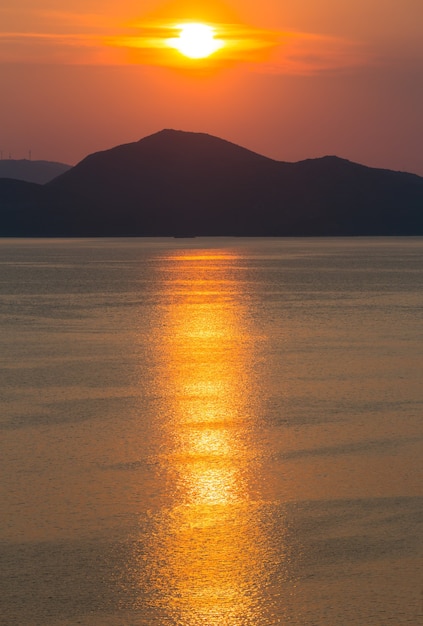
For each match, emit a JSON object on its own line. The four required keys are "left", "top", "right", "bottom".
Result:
{"left": 0, "top": 178, "right": 92, "bottom": 236}
{"left": 0, "top": 159, "right": 71, "bottom": 184}
{"left": 1, "top": 130, "right": 422, "bottom": 236}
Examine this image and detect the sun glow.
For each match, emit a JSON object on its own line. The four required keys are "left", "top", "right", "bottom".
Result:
{"left": 167, "top": 23, "right": 224, "bottom": 59}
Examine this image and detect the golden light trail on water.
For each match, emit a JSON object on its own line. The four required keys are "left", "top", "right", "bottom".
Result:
{"left": 136, "top": 248, "right": 276, "bottom": 625}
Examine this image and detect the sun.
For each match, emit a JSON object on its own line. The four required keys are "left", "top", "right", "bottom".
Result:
{"left": 168, "top": 23, "right": 224, "bottom": 59}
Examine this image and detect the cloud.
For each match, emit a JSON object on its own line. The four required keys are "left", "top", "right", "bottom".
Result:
{"left": 261, "top": 33, "right": 372, "bottom": 75}
{"left": 0, "top": 32, "right": 109, "bottom": 64}
{"left": 0, "top": 14, "right": 371, "bottom": 74}
{"left": 105, "top": 21, "right": 372, "bottom": 74}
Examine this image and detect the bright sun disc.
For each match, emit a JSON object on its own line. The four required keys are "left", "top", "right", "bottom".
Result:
{"left": 168, "top": 23, "right": 223, "bottom": 59}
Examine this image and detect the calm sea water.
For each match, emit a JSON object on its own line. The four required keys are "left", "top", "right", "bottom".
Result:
{"left": 0, "top": 237, "right": 422, "bottom": 626}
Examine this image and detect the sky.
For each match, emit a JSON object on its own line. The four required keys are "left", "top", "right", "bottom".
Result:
{"left": 1, "top": 0, "right": 422, "bottom": 175}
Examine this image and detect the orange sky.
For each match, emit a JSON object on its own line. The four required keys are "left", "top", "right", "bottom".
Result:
{"left": 1, "top": 0, "right": 422, "bottom": 174}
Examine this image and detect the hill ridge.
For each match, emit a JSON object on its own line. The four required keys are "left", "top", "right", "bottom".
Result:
{"left": 1, "top": 129, "right": 422, "bottom": 236}
{"left": 0, "top": 159, "right": 71, "bottom": 184}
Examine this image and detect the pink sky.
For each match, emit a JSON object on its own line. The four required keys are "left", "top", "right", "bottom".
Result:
{"left": 1, "top": 0, "right": 422, "bottom": 175}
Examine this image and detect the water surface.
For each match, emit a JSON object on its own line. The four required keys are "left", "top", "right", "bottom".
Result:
{"left": 1, "top": 237, "right": 422, "bottom": 625}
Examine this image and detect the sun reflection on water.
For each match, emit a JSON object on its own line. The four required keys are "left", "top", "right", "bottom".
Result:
{"left": 139, "top": 248, "right": 273, "bottom": 625}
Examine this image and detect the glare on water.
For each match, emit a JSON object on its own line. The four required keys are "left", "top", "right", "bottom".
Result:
{"left": 137, "top": 249, "right": 273, "bottom": 625}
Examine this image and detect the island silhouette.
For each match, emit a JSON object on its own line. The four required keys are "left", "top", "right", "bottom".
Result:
{"left": 1, "top": 129, "right": 422, "bottom": 236}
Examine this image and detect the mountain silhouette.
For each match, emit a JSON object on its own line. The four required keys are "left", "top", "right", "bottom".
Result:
{"left": 0, "top": 159, "right": 71, "bottom": 184}
{"left": 1, "top": 129, "right": 422, "bottom": 236}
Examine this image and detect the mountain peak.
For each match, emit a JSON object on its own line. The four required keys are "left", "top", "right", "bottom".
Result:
{"left": 133, "top": 128, "right": 276, "bottom": 166}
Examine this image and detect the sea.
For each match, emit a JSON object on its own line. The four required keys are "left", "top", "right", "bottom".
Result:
{"left": 0, "top": 237, "right": 422, "bottom": 626}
